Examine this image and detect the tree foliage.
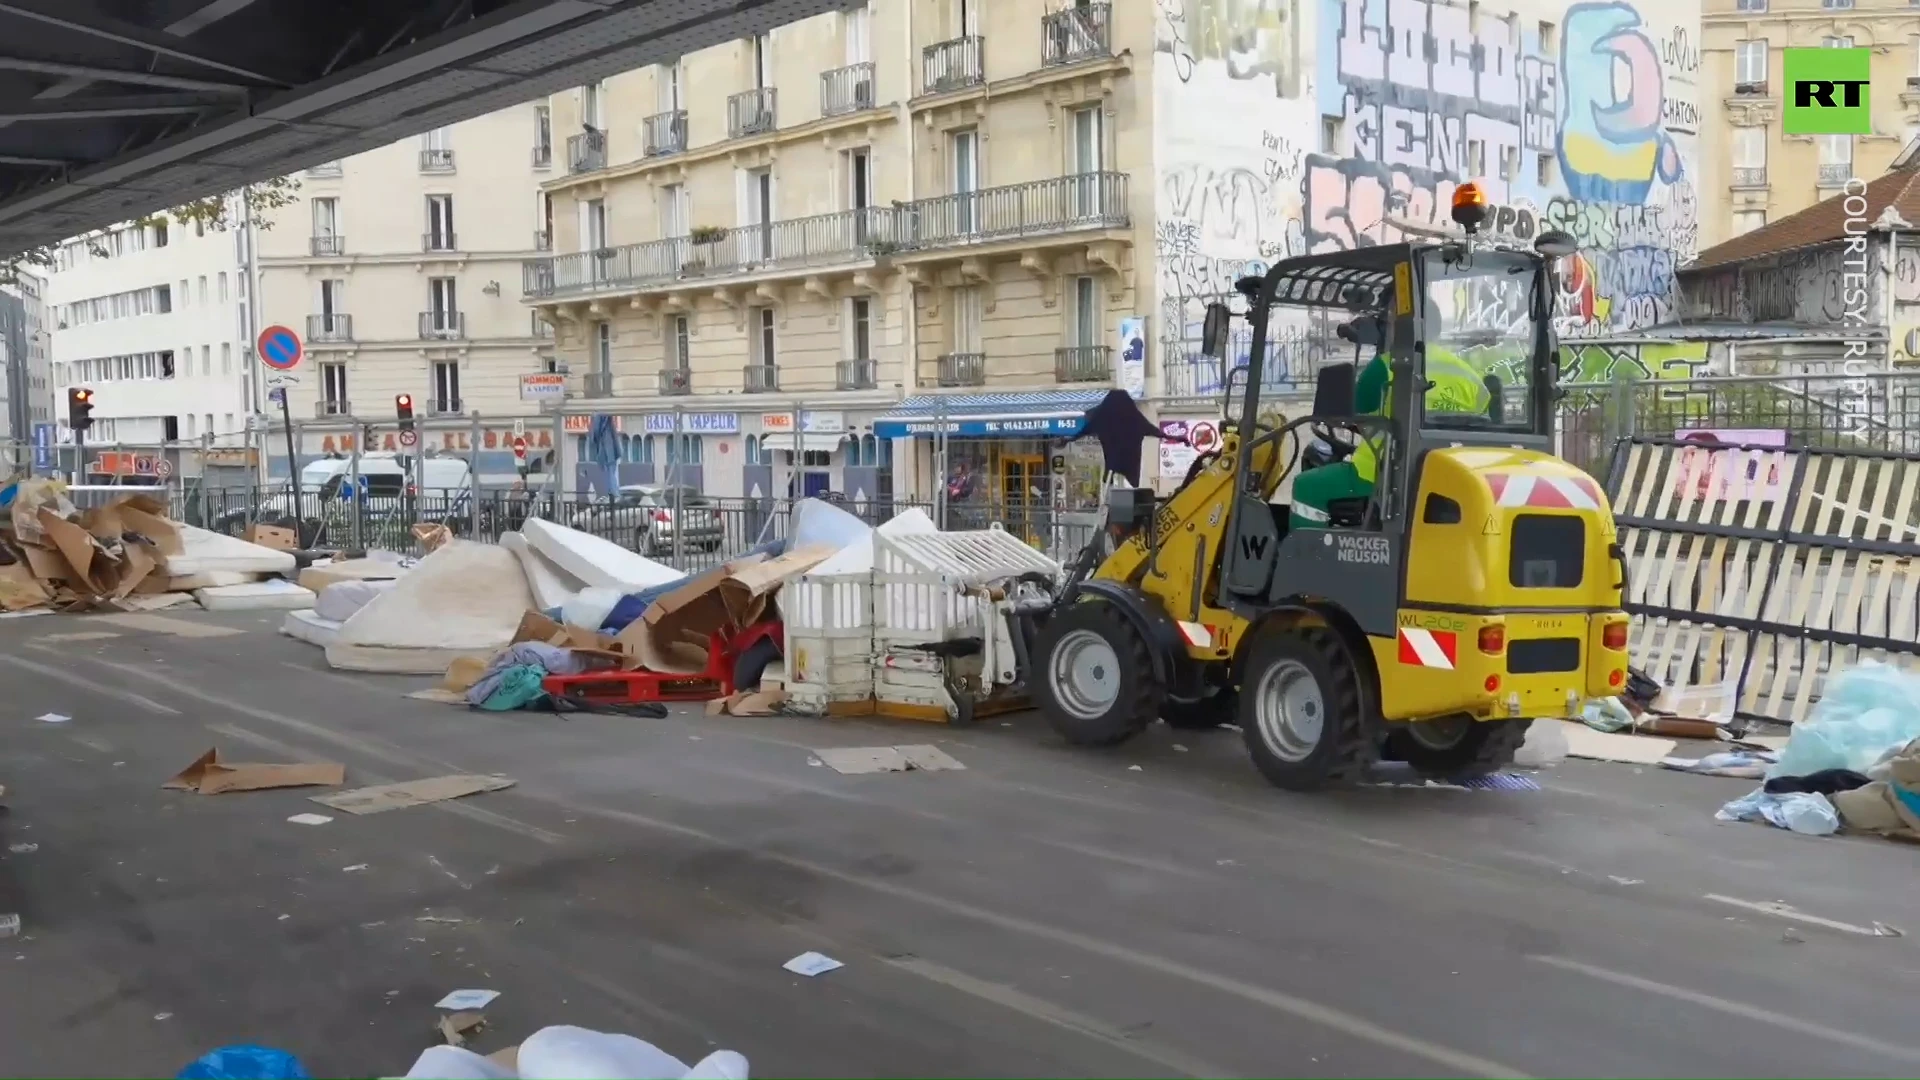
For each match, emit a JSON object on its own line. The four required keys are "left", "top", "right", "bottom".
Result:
{"left": 0, "top": 176, "right": 302, "bottom": 285}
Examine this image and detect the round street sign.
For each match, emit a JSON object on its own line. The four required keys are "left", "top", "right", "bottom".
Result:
{"left": 154, "top": 458, "right": 174, "bottom": 479}
{"left": 399, "top": 429, "right": 419, "bottom": 448}
{"left": 1190, "top": 421, "right": 1221, "bottom": 455}
{"left": 257, "top": 325, "right": 303, "bottom": 370}
{"left": 511, "top": 435, "right": 529, "bottom": 461}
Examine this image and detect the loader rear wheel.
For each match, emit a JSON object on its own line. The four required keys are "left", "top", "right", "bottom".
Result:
{"left": 1034, "top": 601, "right": 1162, "bottom": 747}
{"left": 1239, "top": 629, "right": 1377, "bottom": 791}
{"left": 1388, "top": 717, "right": 1533, "bottom": 779}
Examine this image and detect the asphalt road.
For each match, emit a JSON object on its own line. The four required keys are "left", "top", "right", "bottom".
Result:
{"left": 2, "top": 608, "right": 1919, "bottom": 1078}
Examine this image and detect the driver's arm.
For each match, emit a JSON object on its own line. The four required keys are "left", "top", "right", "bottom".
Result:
{"left": 1353, "top": 354, "right": 1389, "bottom": 415}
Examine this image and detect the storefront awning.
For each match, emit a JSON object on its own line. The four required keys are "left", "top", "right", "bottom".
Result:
{"left": 872, "top": 390, "right": 1110, "bottom": 439}
{"left": 760, "top": 432, "right": 846, "bottom": 453}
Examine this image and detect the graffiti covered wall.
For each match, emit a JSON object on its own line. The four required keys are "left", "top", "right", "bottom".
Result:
{"left": 1152, "top": 0, "right": 1701, "bottom": 378}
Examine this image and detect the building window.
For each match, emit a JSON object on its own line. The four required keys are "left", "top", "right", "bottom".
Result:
{"left": 594, "top": 321, "right": 612, "bottom": 373}
{"left": 217, "top": 273, "right": 228, "bottom": 302}
{"left": 426, "top": 195, "right": 455, "bottom": 251}
{"left": 669, "top": 314, "right": 690, "bottom": 369}
{"left": 433, "top": 361, "right": 461, "bottom": 413}
{"left": 220, "top": 343, "right": 231, "bottom": 375}
{"left": 849, "top": 297, "right": 872, "bottom": 358}
{"left": 321, "top": 361, "right": 348, "bottom": 408}
{"left": 1733, "top": 210, "right": 1766, "bottom": 236}
{"left": 752, "top": 306, "right": 776, "bottom": 371}
{"left": 1735, "top": 40, "right": 1767, "bottom": 86}
{"left": 1072, "top": 276, "right": 1097, "bottom": 346}
{"left": 533, "top": 104, "right": 552, "bottom": 166}
{"left": 311, "top": 196, "right": 340, "bottom": 238}
{"left": 428, "top": 277, "right": 458, "bottom": 332}
{"left": 581, "top": 81, "right": 604, "bottom": 129}
{"left": 1735, "top": 0, "right": 1765, "bottom": 10}
{"left": 660, "top": 184, "right": 687, "bottom": 238}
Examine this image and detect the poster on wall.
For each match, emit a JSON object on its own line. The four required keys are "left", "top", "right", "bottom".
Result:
{"left": 1672, "top": 429, "right": 1791, "bottom": 503}
{"left": 1157, "top": 419, "right": 1220, "bottom": 482}
{"left": 1117, "top": 316, "right": 1146, "bottom": 399}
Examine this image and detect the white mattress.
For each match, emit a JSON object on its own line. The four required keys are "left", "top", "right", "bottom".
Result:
{"left": 326, "top": 539, "right": 533, "bottom": 675}
{"left": 501, "top": 530, "right": 585, "bottom": 610}
{"left": 313, "top": 578, "right": 396, "bottom": 623}
{"left": 520, "top": 517, "right": 681, "bottom": 593}
{"left": 194, "top": 579, "right": 316, "bottom": 610}
{"left": 167, "top": 570, "right": 265, "bottom": 590}
{"left": 165, "top": 525, "right": 298, "bottom": 576}
{"left": 281, "top": 608, "right": 342, "bottom": 647}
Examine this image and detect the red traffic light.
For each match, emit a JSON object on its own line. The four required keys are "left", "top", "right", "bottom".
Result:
{"left": 71, "top": 388, "right": 91, "bottom": 403}
{"left": 395, "top": 394, "right": 413, "bottom": 410}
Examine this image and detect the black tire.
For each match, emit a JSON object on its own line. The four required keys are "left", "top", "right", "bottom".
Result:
{"left": 1162, "top": 691, "right": 1237, "bottom": 730}
{"left": 1238, "top": 628, "right": 1378, "bottom": 791}
{"left": 1032, "top": 600, "right": 1163, "bottom": 747}
{"left": 732, "top": 636, "right": 783, "bottom": 692}
{"left": 1386, "top": 717, "right": 1533, "bottom": 779}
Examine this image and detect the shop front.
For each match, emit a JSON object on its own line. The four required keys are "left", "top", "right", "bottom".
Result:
{"left": 567, "top": 411, "right": 742, "bottom": 497}
{"left": 872, "top": 390, "right": 1110, "bottom": 542}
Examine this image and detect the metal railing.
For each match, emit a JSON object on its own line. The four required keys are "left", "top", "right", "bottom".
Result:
{"left": 837, "top": 357, "right": 878, "bottom": 390}
{"left": 306, "top": 161, "right": 342, "bottom": 178}
{"left": 744, "top": 364, "right": 780, "bottom": 393}
{"left": 1054, "top": 344, "right": 1111, "bottom": 383}
{"left": 938, "top": 352, "right": 986, "bottom": 387}
{"left": 534, "top": 230, "right": 552, "bottom": 251}
{"left": 419, "top": 148, "right": 456, "bottom": 173}
{"left": 310, "top": 234, "right": 345, "bottom": 257}
{"left": 1043, "top": 3, "right": 1111, "bottom": 65}
{"left": 428, "top": 395, "right": 463, "bottom": 416}
{"left": 727, "top": 88, "right": 777, "bottom": 138}
{"left": 1731, "top": 166, "right": 1768, "bottom": 187}
{"left": 568, "top": 130, "right": 606, "bottom": 173}
{"left": 1817, "top": 162, "right": 1852, "bottom": 186}
{"left": 522, "top": 206, "right": 902, "bottom": 298}
{"left": 821, "top": 62, "right": 876, "bottom": 116}
{"left": 418, "top": 311, "right": 466, "bottom": 340}
{"left": 583, "top": 371, "right": 614, "bottom": 398}
{"left": 923, "top": 36, "right": 985, "bottom": 94}
{"left": 643, "top": 110, "right": 687, "bottom": 156}
{"left": 423, "top": 231, "right": 458, "bottom": 253}
{"left": 901, "top": 172, "right": 1128, "bottom": 247}
{"left": 658, "top": 367, "right": 692, "bottom": 395}
{"left": 307, "top": 313, "right": 352, "bottom": 343}
{"left": 315, "top": 399, "right": 351, "bottom": 418}
{"left": 532, "top": 144, "right": 552, "bottom": 169}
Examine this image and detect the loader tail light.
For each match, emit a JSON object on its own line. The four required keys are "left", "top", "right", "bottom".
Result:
{"left": 1484, "top": 674, "right": 1501, "bottom": 693}
{"left": 1603, "top": 620, "right": 1629, "bottom": 651}
{"left": 1609, "top": 669, "right": 1625, "bottom": 687}
{"left": 1478, "top": 625, "right": 1505, "bottom": 654}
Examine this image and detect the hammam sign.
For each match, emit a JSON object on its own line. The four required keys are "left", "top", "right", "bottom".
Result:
{"left": 312, "top": 428, "right": 557, "bottom": 454}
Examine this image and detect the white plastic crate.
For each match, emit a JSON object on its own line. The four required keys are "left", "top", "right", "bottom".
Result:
{"left": 874, "top": 525, "right": 1061, "bottom": 648}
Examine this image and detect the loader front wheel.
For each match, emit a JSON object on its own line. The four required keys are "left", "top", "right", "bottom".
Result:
{"left": 1387, "top": 716, "right": 1533, "bottom": 779}
{"left": 1239, "top": 629, "right": 1377, "bottom": 791}
{"left": 1034, "top": 601, "right": 1162, "bottom": 747}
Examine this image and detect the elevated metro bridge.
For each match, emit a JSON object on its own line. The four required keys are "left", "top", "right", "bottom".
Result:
{"left": 0, "top": 0, "right": 838, "bottom": 257}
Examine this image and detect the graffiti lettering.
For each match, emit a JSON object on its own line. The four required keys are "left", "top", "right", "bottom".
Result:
{"left": 1156, "top": 0, "right": 1303, "bottom": 97}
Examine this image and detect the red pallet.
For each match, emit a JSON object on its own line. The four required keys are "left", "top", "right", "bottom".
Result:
{"left": 539, "top": 621, "right": 782, "bottom": 705}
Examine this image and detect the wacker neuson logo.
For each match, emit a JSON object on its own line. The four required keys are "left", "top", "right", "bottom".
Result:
{"left": 1785, "top": 47, "right": 1871, "bottom": 135}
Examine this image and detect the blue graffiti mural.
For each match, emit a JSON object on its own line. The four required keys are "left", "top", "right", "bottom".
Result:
{"left": 1558, "top": 1, "right": 1684, "bottom": 204}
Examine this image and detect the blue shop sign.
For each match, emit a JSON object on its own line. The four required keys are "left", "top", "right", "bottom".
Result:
{"left": 875, "top": 414, "right": 1088, "bottom": 439}
{"left": 641, "top": 412, "right": 739, "bottom": 434}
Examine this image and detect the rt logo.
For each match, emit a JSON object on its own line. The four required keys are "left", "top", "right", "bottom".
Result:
{"left": 1784, "top": 47, "right": 1871, "bottom": 136}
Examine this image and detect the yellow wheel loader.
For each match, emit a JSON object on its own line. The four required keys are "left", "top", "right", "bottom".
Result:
{"left": 1032, "top": 184, "right": 1633, "bottom": 791}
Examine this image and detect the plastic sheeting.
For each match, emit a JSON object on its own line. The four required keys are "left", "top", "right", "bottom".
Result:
{"left": 165, "top": 525, "right": 298, "bottom": 576}
{"left": 1769, "top": 662, "right": 1920, "bottom": 779}
{"left": 403, "top": 1025, "right": 749, "bottom": 1080}
{"left": 521, "top": 518, "right": 682, "bottom": 593}
{"left": 193, "top": 579, "right": 316, "bottom": 611}
{"left": 326, "top": 540, "right": 534, "bottom": 674}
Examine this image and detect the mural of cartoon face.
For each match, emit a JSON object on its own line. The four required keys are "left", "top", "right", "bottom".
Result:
{"left": 1558, "top": 1, "right": 1685, "bottom": 204}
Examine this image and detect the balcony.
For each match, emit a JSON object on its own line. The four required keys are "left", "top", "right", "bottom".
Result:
{"left": 568, "top": 130, "right": 606, "bottom": 174}
{"left": 1043, "top": 3, "right": 1111, "bottom": 66}
{"left": 837, "top": 357, "right": 878, "bottom": 390}
{"left": 423, "top": 231, "right": 458, "bottom": 253}
{"left": 310, "top": 234, "right": 345, "bottom": 257}
{"left": 923, "top": 36, "right": 985, "bottom": 95}
{"left": 900, "top": 172, "right": 1129, "bottom": 248}
{"left": 419, "top": 148, "right": 455, "bottom": 173}
{"left": 521, "top": 206, "right": 903, "bottom": 298}
{"left": 535, "top": 230, "right": 552, "bottom": 252}
{"left": 727, "top": 89, "right": 777, "bottom": 138}
{"left": 1731, "top": 166, "right": 1768, "bottom": 188}
{"left": 532, "top": 144, "right": 552, "bottom": 169}
{"left": 658, "top": 367, "right": 692, "bottom": 395}
{"left": 429, "top": 395, "right": 463, "bottom": 417}
{"left": 1055, "top": 345, "right": 1112, "bottom": 384}
{"left": 1161, "top": 355, "right": 1227, "bottom": 400}
{"left": 419, "top": 311, "right": 466, "bottom": 340}
{"left": 315, "top": 399, "right": 351, "bottom": 418}
{"left": 744, "top": 364, "right": 780, "bottom": 393}
{"left": 1818, "top": 162, "right": 1852, "bottom": 187}
{"left": 822, "top": 62, "right": 876, "bottom": 116}
{"left": 307, "top": 313, "right": 353, "bottom": 343}
{"left": 583, "top": 371, "right": 614, "bottom": 398}
{"left": 1733, "top": 81, "right": 1769, "bottom": 96}
{"left": 306, "top": 161, "right": 342, "bottom": 178}
{"left": 644, "top": 110, "right": 687, "bottom": 156}
{"left": 937, "top": 352, "right": 985, "bottom": 387}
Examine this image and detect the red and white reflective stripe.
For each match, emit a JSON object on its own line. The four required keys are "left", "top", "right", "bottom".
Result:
{"left": 1485, "top": 472, "right": 1602, "bottom": 510}
{"left": 1177, "top": 621, "right": 1213, "bottom": 648}
{"left": 1397, "top": 627, "right": 1458, "bottom": 670}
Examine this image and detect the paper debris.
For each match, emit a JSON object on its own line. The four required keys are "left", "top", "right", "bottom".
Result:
{"left": 34, "top": 713, "right": 68, "bottom": 724}
{"left": 813, "top": 745, "right": 966, "bottom": 775}
{"left": 286, "top": 812, "right": 333, "bottom": 826}
{"left": 342, "top": 863, "right": 369, "bottom": 872}
{"left": 407, "top": 688, "right": 468, "bottom": 705}
{"left": 1557, "top": 719, "right": 1676, "bottom": 764}
{"left": 154, "top": 1012, "right": 173, "bottom": 1022}
{"left": 311, "top": 774, "right": 515, "bottom": 815}
{"left": 1127, "top": 764, "right": 1144, "bottom": 771}
{"left": 782, "top": 951, "right": 843, "bottom": 977}
{"left": 435, "top": 989, "right": 500, "bottom": 1011}
{"left": 416, "top": 914, "right": 467, "bottom": 925}
{"left": 0, "top": 913, "right": 17, "bottom": 938}
{"left": 7, "top": 843, "right": 35, "bottom": 854}
{"left": 163, "top": 748, "right": 345, "bottom": 795}
{"left": 439, "top": 1011, "right": 487, "bottom": 1046}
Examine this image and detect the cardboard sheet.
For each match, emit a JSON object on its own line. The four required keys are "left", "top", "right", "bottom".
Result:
{"left": 310, "top": 774, "right": 515, "bottom": 815}
{"left": 1556, "top": 719, "right": 1676, "bottom": 764}
{"left": 162, "top": 748, "right": 346, "bottom": 794}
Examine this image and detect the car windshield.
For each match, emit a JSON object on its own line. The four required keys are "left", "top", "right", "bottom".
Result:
{"left": 1421, "top": 254, "right": 1539, "bottom": 433}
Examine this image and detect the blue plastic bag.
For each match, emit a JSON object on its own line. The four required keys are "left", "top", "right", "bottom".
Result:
{"left": 1768, "top": 662, "right": 1920, "bottom": 779}
{"left": 177, "top": 1045, "right": 309, "bottom": 1080}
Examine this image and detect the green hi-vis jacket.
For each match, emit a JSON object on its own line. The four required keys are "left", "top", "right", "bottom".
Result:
{"left": 1348, "top": 347, "right": 1490, "bottom": 484}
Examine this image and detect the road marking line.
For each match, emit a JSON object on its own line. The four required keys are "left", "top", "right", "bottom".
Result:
{"left": 0, "top": 652, "right": 182, "bottom": 715}
{"left": 884, "top": 955, "right": 1235, "bottom": 1079}
{"left": 1529, "top": 954, "right": 1920, "bottom": 1064}
{"left": 536, "top": 796, "right": 1530, "bottom": 1079}
{"left": 93, "top": 613, "right": 243, "bottom": 638}
{"left": 1704, "top": 894, "right": 1884, "bottom": 936}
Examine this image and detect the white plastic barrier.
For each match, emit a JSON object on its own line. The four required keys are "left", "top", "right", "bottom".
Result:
{"left": 781, "top": 509, "right": 937, "bottom": 713}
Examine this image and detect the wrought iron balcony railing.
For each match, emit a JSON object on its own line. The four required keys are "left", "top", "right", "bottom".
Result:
{"left": 1054, "top": 345, "right": 1112, "bottom": 383}
{"left": 643, "top": 110, "right": 687, "bottom": 156}
{"left": 307, "top": 313, "right": 352, "bottom": 343}
{"left": 923, "top": 36, "right": 984, "bottom": 94}
{"left": 418, "top": 311, "right": 466, "bottom": 340}
{"left": 937, "top": 352, "right": 986, "bottom": 387}
{"left": 1042, "top": 4, "right": 1111, "bottom": 66}
{"left": 744, "top": 364, "right": 780, "bottom": 393}
{"left": 419, "top": 149, "right": 455, "bottom": 173}
{"left": 821, "top": 62, "right": 877, "bottom": 116}
{"left": 836, "top": 357, "right": 878, "bottom": 390}
{"left": 568, "top": 130, "right": 606, "bottom": 174}
{"left": 899, "top": 172, "right": 1129, "bottom": 247}
{"left": 727, "top": 89, "right": 777, "bottom": 138}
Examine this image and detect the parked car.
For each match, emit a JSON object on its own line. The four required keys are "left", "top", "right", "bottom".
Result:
{"left": 568, "top": 484, "right": 723, "bottom": 555}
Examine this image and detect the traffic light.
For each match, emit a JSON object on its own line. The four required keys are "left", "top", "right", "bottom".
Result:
{"left": 67, "top": 387, "right": 94, "bottom": 432}
{"left": 395, "top": 393, "right": 415, "bottom": 432}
